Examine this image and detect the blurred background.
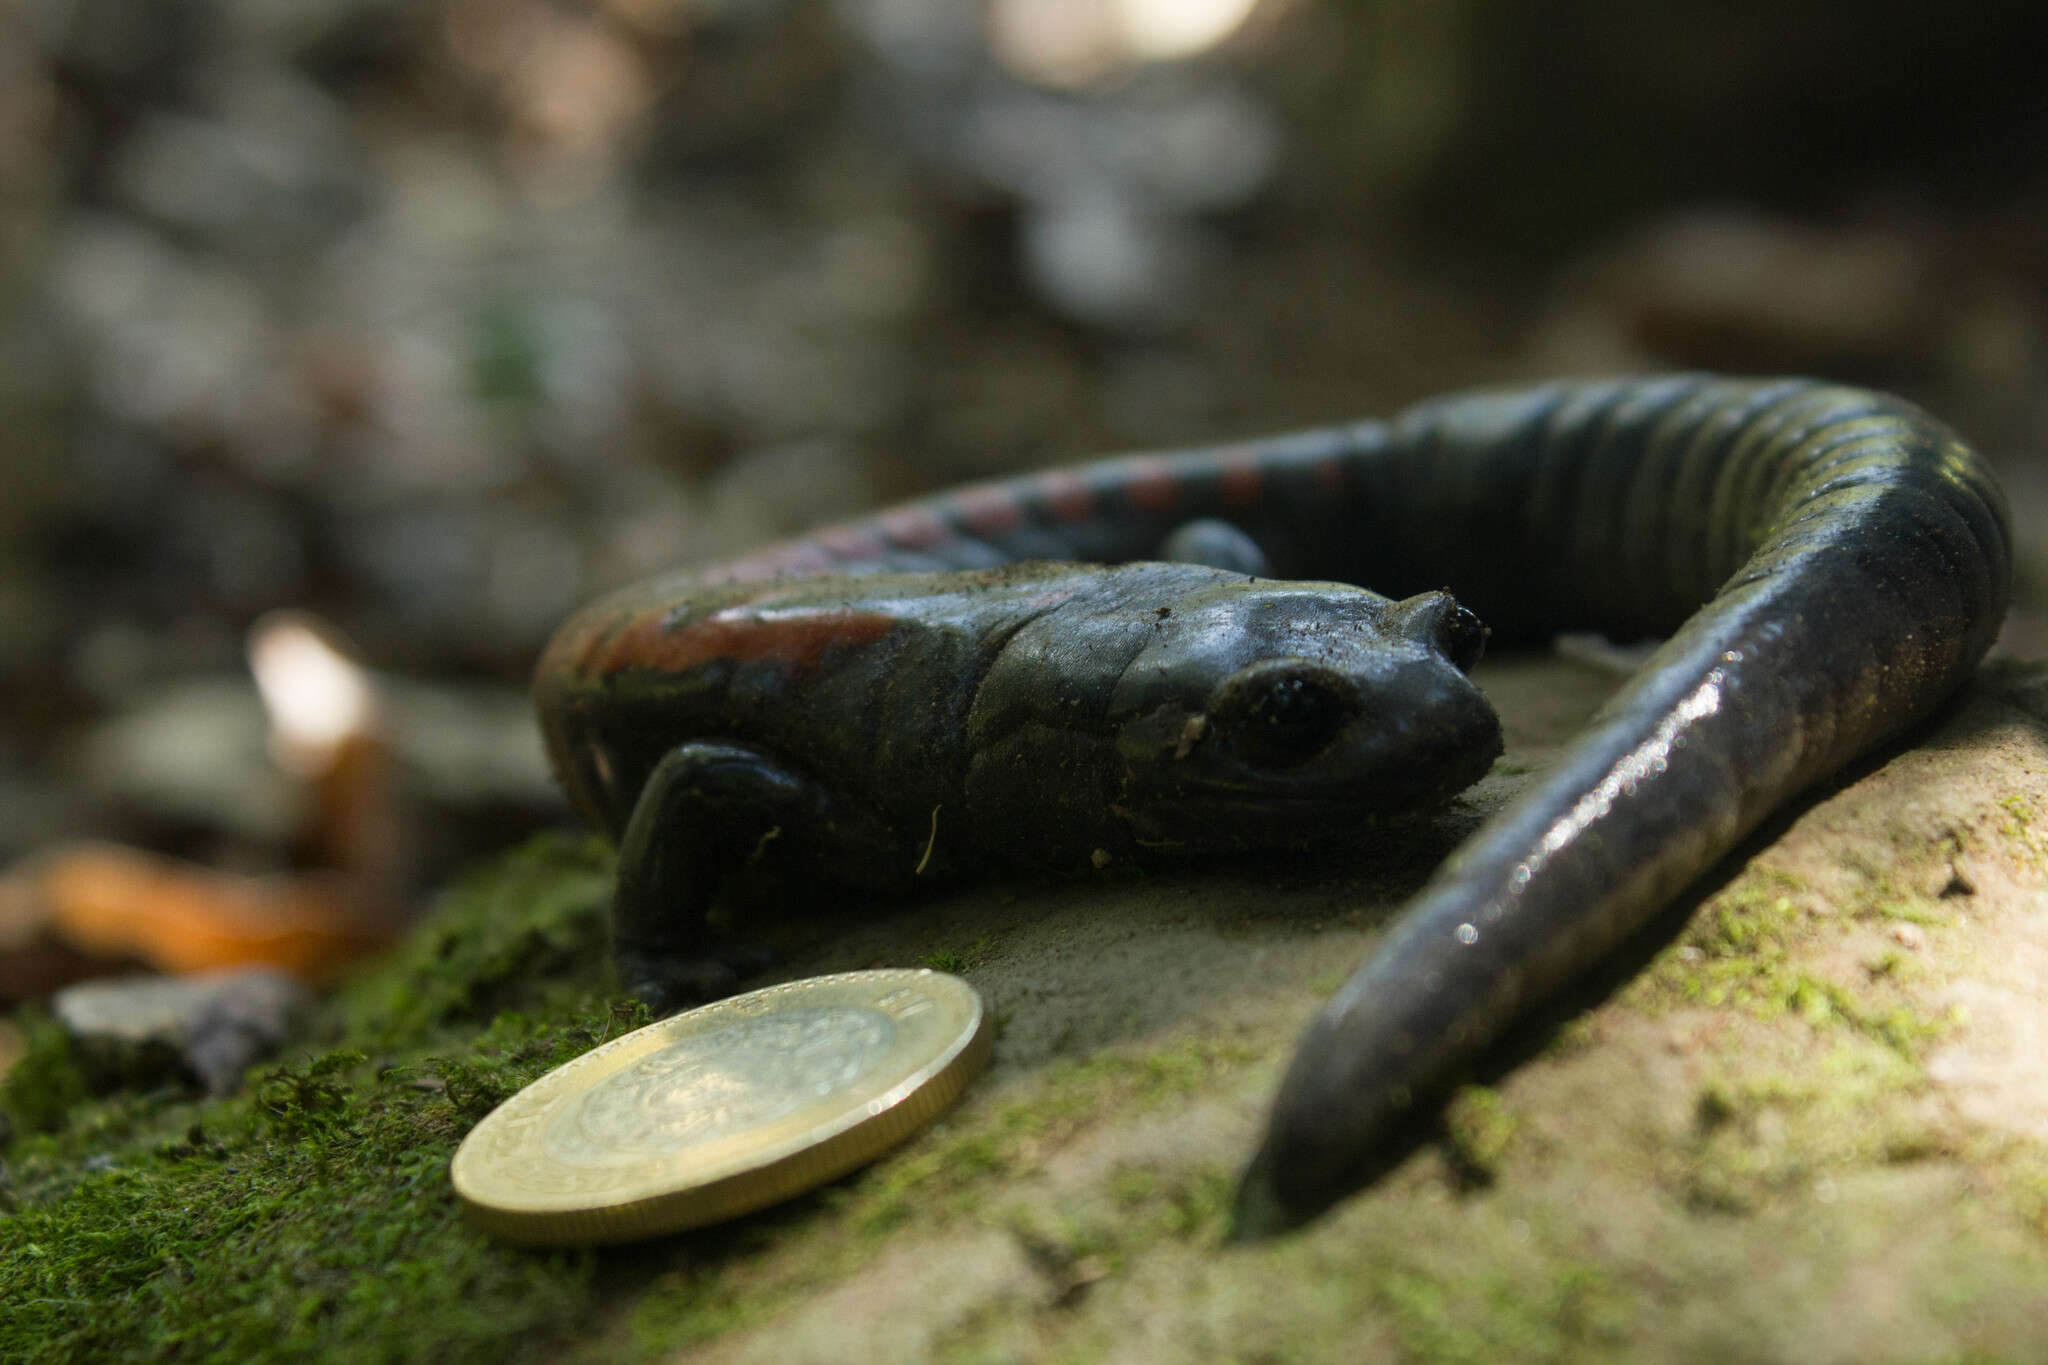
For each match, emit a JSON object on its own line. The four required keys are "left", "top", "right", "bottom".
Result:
{"left": 1, "top": 0, "right": 2045, "bottom": 1025}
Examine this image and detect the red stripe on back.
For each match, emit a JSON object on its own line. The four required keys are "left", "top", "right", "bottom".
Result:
{"left": 1036, "top": 469, "right": 1094, "bottom": 524}
{"left": 600, "top": 602, "right": 898, "bottom": 677}
{"left": 1122, "top": 457, "right": 1180, "bottom": 514}
{"left": 1218, "top": 449, "right": 1263, "bottom": 510}
{"left": 819, "top": 523, "right": 888, "bottom": 559}
{"left": 954, "top": 486, "right": 1023, "bottom": 538}
{"left": 880, "top": 506, "right": 951, "bottom": 549}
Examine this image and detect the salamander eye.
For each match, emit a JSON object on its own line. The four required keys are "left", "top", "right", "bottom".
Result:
{"left": 1240, "top": 677, "right": 1354, "bottom": 765}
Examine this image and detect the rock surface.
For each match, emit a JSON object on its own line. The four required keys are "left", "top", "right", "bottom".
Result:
{"left": 642, "top": 651, "right": 2048, "bottom": 1363}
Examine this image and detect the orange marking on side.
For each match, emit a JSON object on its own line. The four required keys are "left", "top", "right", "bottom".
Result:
{"left": 820, "top": 523, "right": 888, "bottom": 559}
{"left": 955, "top": 486, "right": 1023, "bottom": 537}
{"left": 1123, "top": 457, "right": 1181, "bottom": 514}
{"left": 1038, "top": 469, "right": 1094, "bottom": 524}
{"left": 784, "top": 543, "right": 839, "bottom": 571}
{"left": 599, "top": 603, "right": 898, "bottom": 677}
{"left": 1218, "top": 449, "right": 1263, "bottom": 510}
{"left": 881, "top": 506, "right": 951, "bottom": 549}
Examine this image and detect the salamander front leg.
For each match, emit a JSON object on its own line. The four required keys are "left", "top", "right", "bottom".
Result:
{"left": 613, "top": 740, "right": 864, "bottom": 1015}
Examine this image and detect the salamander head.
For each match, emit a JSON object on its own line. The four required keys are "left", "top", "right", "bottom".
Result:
{"left": 1109, "top": 581, "right": 1501, "bottom": 848}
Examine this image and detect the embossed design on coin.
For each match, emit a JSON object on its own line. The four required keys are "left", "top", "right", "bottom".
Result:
{"left": 555, "top": 1006, "right": 892, "bottom": 1163}
{"left": 451, "top": 969, "right": 991, "bottom": 1245}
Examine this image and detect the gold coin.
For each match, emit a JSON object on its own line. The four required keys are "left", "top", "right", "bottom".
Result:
{"left": 450, "top": 969, "right": 991, "bottom": 1245}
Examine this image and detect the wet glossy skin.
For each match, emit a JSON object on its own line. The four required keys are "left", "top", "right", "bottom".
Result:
{"left": 535, "top": 374, "right": 2010, "bottom": 1231}
{"left": 537, "top": 561, "right": 1500, "bottom": 1004}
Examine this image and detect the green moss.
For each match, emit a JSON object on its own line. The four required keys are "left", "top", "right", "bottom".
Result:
{"left": 837, "top": 1032, "right": 1260, "bottom": 1240}
{"left": 1375, "top": 1259, "right": 1627, "bottom": 1365}
{"left": 916, "top": 936, "right": 1000, "bottom": 975}
{"left": 2, "top": 1043, "right": 605, "bottom": 1362}
{"left": 0, "top": 1008, "right": 90, "bottom": 1136}
{"left": 1543, "top": 1015, "right": 1598, "bottom": 1056}
{"left": 616, "top": 1030, "right": 1262, "bottom": 1357}
{"left": 333, "top": 834, "right": 616, "bottom": 1052}
{"left": 1629, "top": 870, "right": 1950, "bottom": 1060}
{"left": 1632, "top": 875, "right": 1806, "bottom": 1008}
{"left": 619, "top": 1258, "right": 774, "bottom": 1357}
{"left": 2011, "top": 1161, "right": 2048, "bottom": 1242}
{"left": 1003, "top": 1163, "right": 1234, "bottom": 1283}
{"left": 1999, "top": 793, "right": 2033, "bottom": 839}
{"left": 468, "top": 294, "right": 546, "bottom": 410}
{"left": 0, "top": 833, "right": 626, "bottom": 1365}
{"left": 1865, "top": 898, "right": 1953, "bottom": 927}
{"left": 1442, "top": 1085, "right": 1517, "bottom": 1187}
{"left": 1628, "top": 848, "right": 1995, "bottom": 1221}
{"left": 1670, "top": 1042, "right": 1947, "bottom": 1215}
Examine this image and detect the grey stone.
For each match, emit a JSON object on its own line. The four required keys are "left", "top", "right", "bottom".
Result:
{"left": 53, "top": 966, "right": 313, "bottom": 1095}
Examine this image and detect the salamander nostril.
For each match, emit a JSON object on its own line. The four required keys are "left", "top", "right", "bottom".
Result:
{"left": 1390, "top": 590, "right": 1489, "bottom": 672}
{"left": 1436, "top": 602, "right": 1489, "bottom": 672}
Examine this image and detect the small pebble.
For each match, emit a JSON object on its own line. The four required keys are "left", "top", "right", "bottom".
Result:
{"left": 53, "top": 967, "right": 313, "bottom": 1095}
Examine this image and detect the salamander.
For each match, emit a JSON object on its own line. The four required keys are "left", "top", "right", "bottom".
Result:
{"left": 535, "top": 374, "right": 2010, "bottom": 1231}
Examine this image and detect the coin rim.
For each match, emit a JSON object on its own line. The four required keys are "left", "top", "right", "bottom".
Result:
{"left": 451, "top": 969, "right": 991, "bottom": 1246}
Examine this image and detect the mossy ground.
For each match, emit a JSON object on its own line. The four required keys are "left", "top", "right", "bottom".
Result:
{"left": 1, "top": 836, "right": 625, "bottom": 1362}
{"left": 7, "top": 662, "right": 2048, "bottom": 1363}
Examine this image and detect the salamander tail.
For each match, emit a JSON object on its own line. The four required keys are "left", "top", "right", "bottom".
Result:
{"left": 1227, "top": 1141, "right": 1315, "bottom": 1242}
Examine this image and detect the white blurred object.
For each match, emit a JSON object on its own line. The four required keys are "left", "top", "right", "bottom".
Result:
{"left": 1020, "top": 196, "right": 1208, "bottom": 331}
{"left": 248, "top": 612, "right": 380, "bottom": 776}
{"left": 988, "top": 0, "right": 1261, "bottom": 86}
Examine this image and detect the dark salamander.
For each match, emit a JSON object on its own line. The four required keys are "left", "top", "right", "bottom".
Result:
{"left": 535, "top": 375, "right": 2010, "bottom": 1231}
